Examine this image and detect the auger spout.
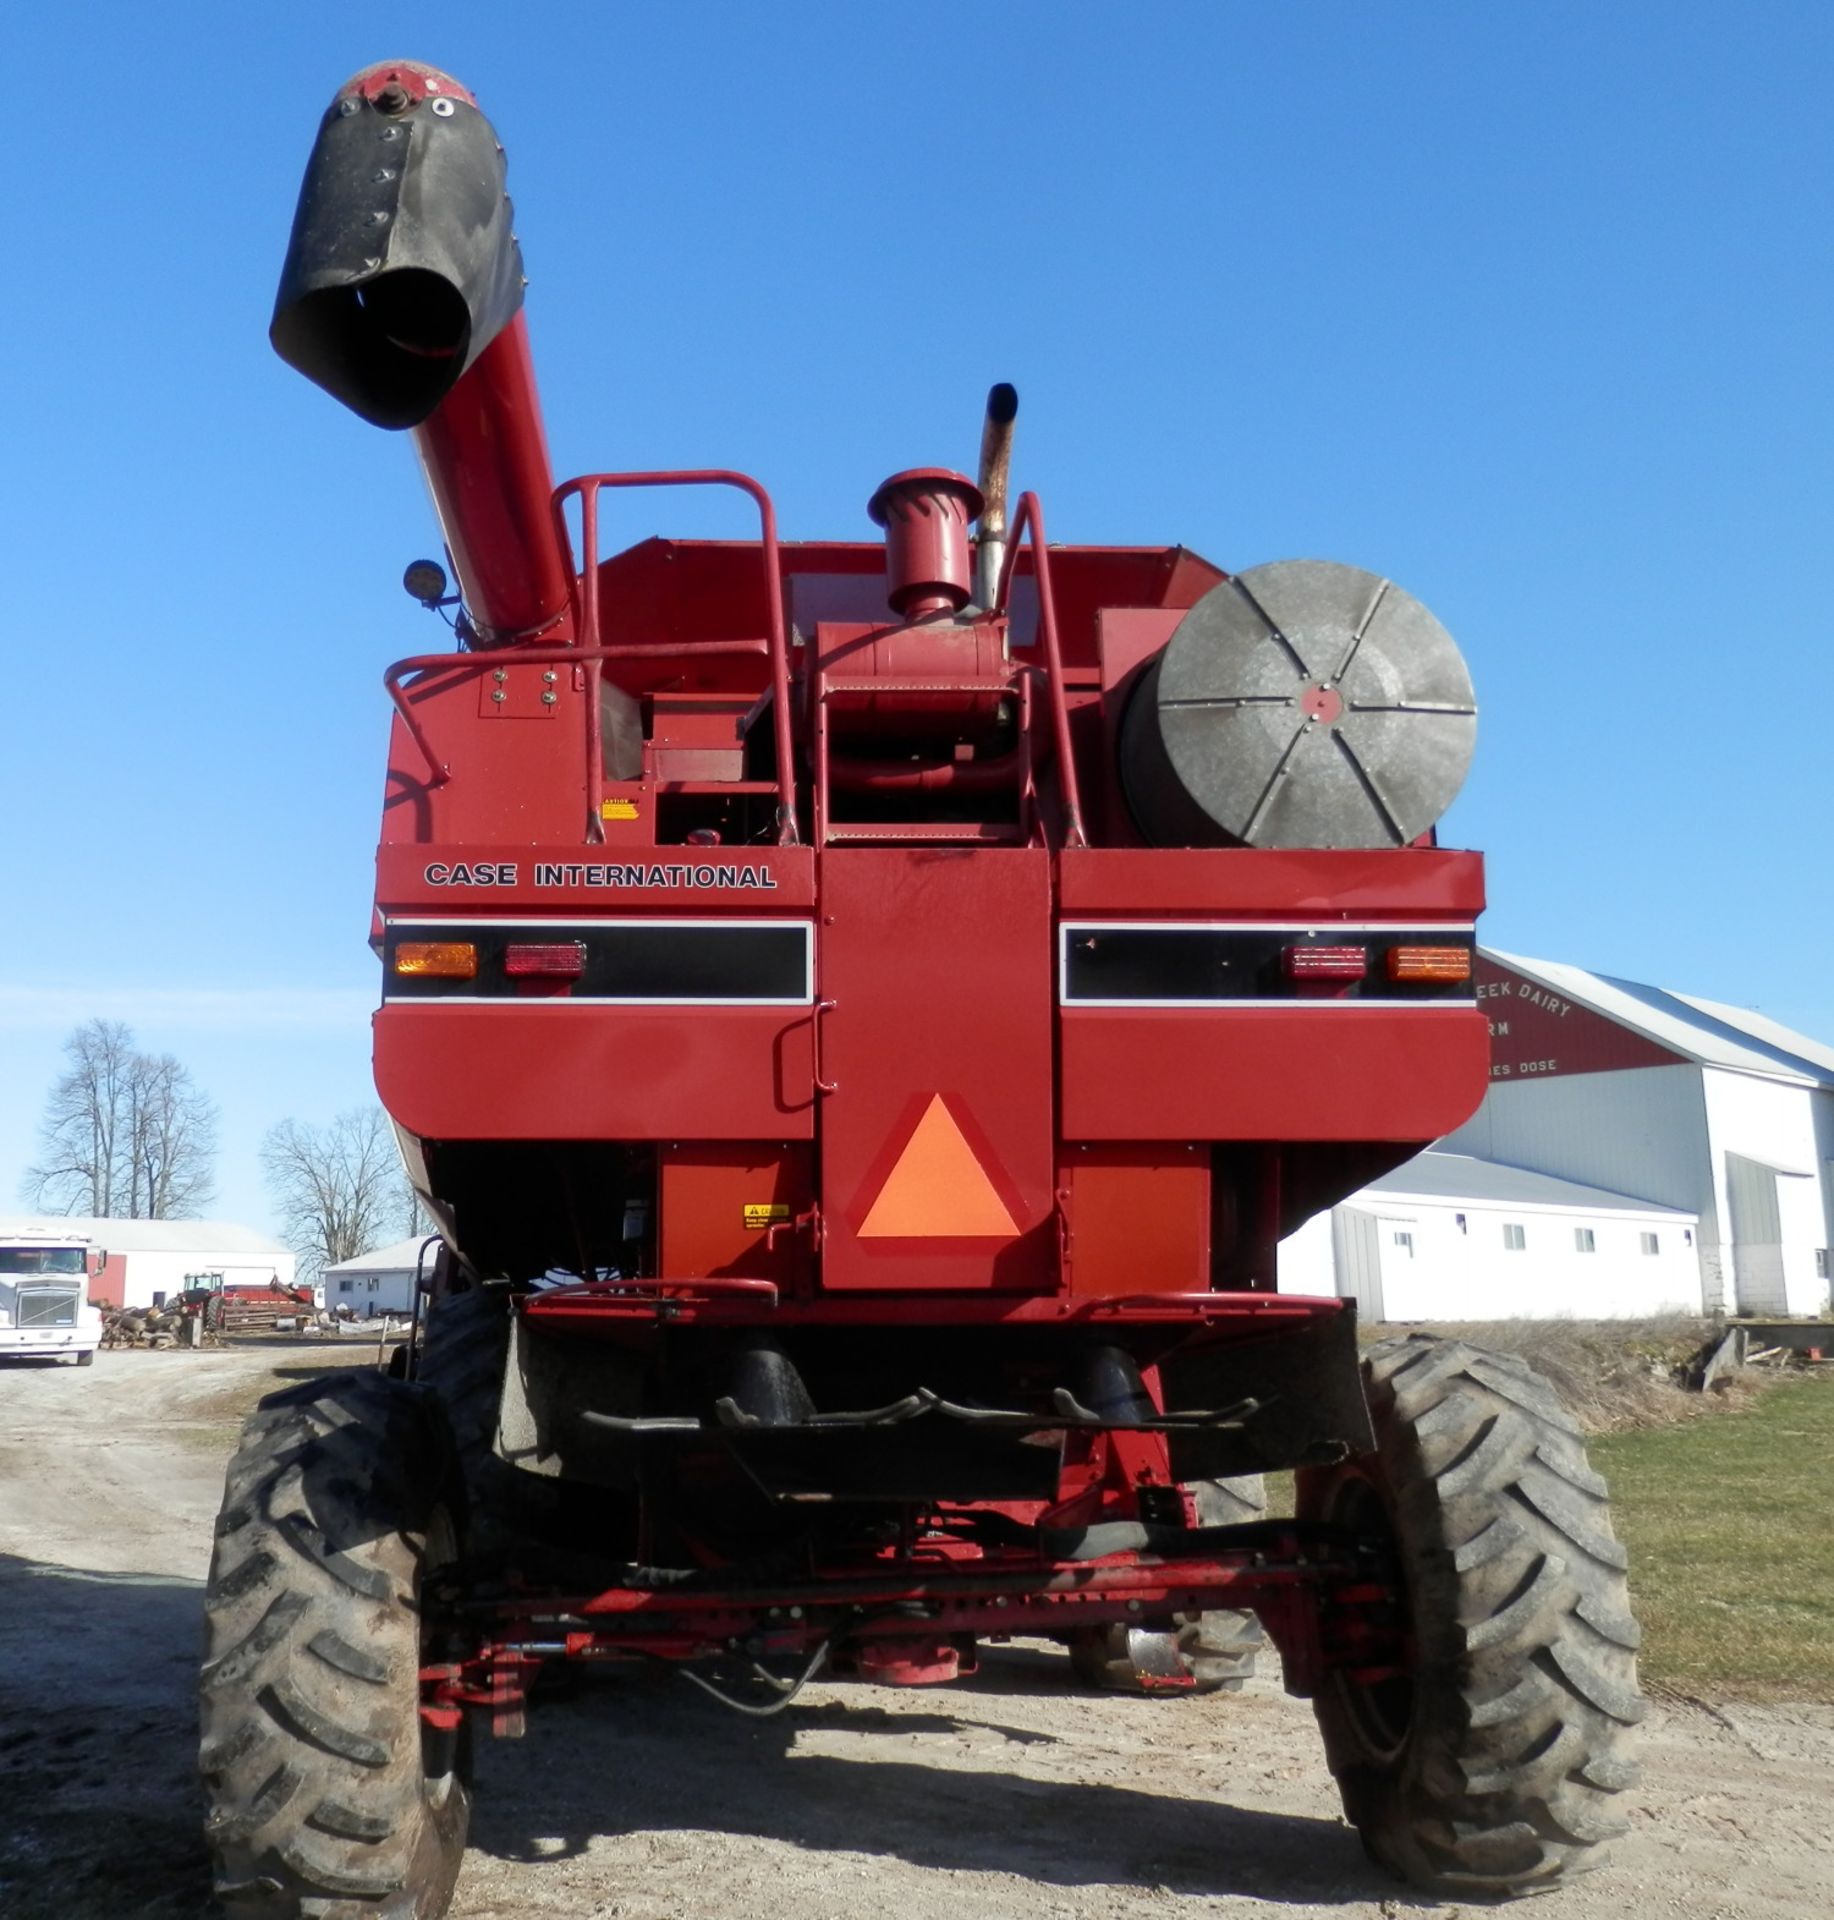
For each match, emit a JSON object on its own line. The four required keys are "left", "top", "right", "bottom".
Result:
{"left": 272, "top": 61, "right": 572, "bottom": 641}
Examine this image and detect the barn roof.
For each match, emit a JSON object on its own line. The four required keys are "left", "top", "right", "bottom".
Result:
{"left": 324, "top": 1236, "right": 438, "bottom": 1277}
{"left": 0, "top": 1214, "right": 290, "bottom": 1255}
{"left": 1362, "top": 1150, "right": 1695, "bottom": 1220}
{"left": 1486, "top": 949, "right": 1834, "bottom": 1090}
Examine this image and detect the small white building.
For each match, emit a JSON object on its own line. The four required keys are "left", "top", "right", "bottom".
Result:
{"left": 323, "top": 1237, "right": 436, "bottom": 1316}
{"left": 1278, "top": 1151, "right": 1700, "bottom": 1322}
{"left": 0, "top": 1215, "right": 298, "bottom": 1311}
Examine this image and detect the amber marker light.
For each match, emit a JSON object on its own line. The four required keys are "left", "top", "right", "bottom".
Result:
{"left": 1386, "top": 945, "right": 1472, "bottom": 983}
{"left": 394, "top": 942, "right": 478, "bottom": 979}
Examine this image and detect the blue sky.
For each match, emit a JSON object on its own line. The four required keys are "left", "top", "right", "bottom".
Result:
{"left": 3, "top": 2, "right": 1829, "bottom": 1233}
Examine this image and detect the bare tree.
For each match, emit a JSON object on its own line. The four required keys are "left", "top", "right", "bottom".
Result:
{"left": 24, "top": 1020, "right": 218, "bottom": 1217}
{"left": 262, "top": 1107, "right": 419, "bottom": 1282}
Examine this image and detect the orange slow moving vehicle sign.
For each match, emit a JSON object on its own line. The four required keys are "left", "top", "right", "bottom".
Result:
{"left": 857, "top": 1095, "right": 1022, "bottom": 1239}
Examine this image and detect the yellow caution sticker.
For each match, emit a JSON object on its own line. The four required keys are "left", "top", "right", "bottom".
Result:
{"left": 600, "top": 798, "right": 640, "bottom": 821}
{"left": 742, "top": 1203, "right": 791, "bottom": 1230}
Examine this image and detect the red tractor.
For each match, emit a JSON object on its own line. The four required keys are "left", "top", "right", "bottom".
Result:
{"left": 201, "top": 60, "right": 1643, "bottom": 1920}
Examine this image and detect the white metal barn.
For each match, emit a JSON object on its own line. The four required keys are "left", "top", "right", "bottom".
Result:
{"left": 1444, "top": 951, "right": 1834, "bottom": 1317}
{"left": 1277, "top": 1151, "right": 1699, "bottom": 1322}
{"left": 323, "top": 1238, "right": 433, "bottom": 1316}
{"left": 0, "top": 1214, "right": 298, "bottom": 1312}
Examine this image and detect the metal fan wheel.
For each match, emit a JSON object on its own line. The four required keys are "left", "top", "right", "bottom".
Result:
{"left": 1120, "top": 559, "right": 1477, "bottom": 850}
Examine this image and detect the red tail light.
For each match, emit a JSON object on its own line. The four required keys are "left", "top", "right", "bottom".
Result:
{"left": 504, "top": 942, "right": 587, "bottom": 979}
{"left": 1283, "top": 945, "right": 1368, "bottom": 981}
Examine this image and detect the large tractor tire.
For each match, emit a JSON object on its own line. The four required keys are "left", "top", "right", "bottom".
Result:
{"left": 200, "top": 1371, "right": 470, "bottom": 1920}
{"left": 1069, "top": 1474, "right": 1268, "bottom": 1695}
{"left": 1298, "top": 1334, "right": 1644, "bottom": 1897}
{"left": 416, "top": 1282, "right": 569, "bottom": 1574}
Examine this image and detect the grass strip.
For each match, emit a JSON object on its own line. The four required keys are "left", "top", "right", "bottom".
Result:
{"left": 1591, "top": 1377, "right": 1834, "bottom": 1702}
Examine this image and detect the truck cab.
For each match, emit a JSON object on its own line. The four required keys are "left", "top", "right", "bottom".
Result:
{"left": 0, "top": 1232, "right": 105, "bottom": 1365}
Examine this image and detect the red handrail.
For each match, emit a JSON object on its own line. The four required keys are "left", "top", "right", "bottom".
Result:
{"left": 382, "top": 639, "right": 767, "bottom": 792}
{"left": 994, "top": 492, "right": 1089, "bottom": 849}
{"left": 554, "top": 471, "right": 800, "bottom": 846}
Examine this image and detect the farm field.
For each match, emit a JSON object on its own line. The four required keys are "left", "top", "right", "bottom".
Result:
{"left": 1, "top": 1346, "right": 1829, "bottom": 1920}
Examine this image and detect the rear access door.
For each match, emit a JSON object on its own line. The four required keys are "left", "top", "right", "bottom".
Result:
{"left": 816, "top": 847, "right": 1057, "bottom": 1290}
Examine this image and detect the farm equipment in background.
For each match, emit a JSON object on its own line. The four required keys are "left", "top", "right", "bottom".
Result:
{"left": 185, "top": 1278, "right": 319, "bottom": 1336}
{"left": 100, "top": 1277, "right": 320, "bottom": 1351}
{"left": 200, "top": 59, "right": 1645, "bottom": 1920}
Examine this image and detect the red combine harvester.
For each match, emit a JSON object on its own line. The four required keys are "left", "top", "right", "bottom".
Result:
{"left": 201, "top": 61, "right": 1643, "bottom": 1919}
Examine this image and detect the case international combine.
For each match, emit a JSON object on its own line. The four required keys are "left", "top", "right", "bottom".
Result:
{"left": 200, "top": 60, "right": 1645, "bottom": 1919}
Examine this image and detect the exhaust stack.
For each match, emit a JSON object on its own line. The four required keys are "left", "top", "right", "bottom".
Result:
{"left": 272, "top": 62, "right": 572, "bottom": 641}
{"left": 973, "top": 383, "right": 1018, "bottom": 608}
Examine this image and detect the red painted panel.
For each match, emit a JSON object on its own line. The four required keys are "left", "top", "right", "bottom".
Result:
{"left": 1065, "top": 1146, "right": 1209, "bottom": 1296}
{"left": 1061, "top": 1007, "right": 1492, "bottom": 1142}
{"left": 381, "top": 678, "right": 590, "bottom": 844}
{"left": 659, "top": 1144, "right": 813, "bottom": 1292}
{"left": 1478, "top": 956, "right": 1686, "bottom": 1082}
{"left": 374, "top": 844, "right": 815, "bottom": 913}
{"left": 89, "top": 1253, "right": 126, "bottom": 1310}
{"left": 1057, "top": 847, "right": 1485, "bottom": 917}
{"left": 818, "top": 849, "right": 1057, "bottom": 1291}
{"left": 375, "top": 1005, "right": 815, "bottom": 1140}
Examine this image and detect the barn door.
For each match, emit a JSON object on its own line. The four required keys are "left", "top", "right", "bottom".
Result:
{"left": 1332, "top": 1207, "right": 1385, "bottom": 1321}
{"left": 1726, "top": 1153, "right": 1788, "bottom": 1314}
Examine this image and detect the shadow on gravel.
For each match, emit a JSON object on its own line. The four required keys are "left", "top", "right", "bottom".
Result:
{"left": 469, "top": 1659, "right": 1396, "bottom": 1908}
{"left": 0, "top": 1555, "right": 213, "bottom": 1919}
{"left": 0, "top": 1557, "right": 1401, "bottom": 1916}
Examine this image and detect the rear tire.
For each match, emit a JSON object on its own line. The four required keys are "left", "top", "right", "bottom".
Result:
{"left": 75, "top": 1348, "right": 96, "bottom": 1367}
{"left": 200, "top": 1370, "right": 470, "bottom": 1919}
{"left": 417, "top": 1282, "right": 564, "bottom": 1570}
{"left": 1069, "top": 1474, "right": 1267, "bottom": 1694}
{"left": 1298, "top": 1334, "right": 1644, "bottom": 1897}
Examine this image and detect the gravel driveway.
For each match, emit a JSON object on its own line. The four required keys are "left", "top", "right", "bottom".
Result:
{"left": 2, "top": 1349, "right": 1827, "bottom": 1920}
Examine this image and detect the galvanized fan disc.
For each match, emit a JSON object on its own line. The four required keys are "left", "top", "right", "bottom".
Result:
{"left": 1119, "top": 560, "right": 1477, "bottom": 849}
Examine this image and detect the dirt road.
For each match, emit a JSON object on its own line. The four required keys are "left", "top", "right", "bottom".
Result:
{"left": 3, "top": 1349, "right": 1829, "bottom": 1920}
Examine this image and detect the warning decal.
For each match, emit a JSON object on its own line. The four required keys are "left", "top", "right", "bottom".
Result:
{"left": 857, "top": 1095, "right": 1021, "bottom": 1240}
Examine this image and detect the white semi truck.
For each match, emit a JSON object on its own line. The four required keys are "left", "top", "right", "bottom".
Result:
{"left": 0, "top": 1227, "right": 105, "bottom": 1365}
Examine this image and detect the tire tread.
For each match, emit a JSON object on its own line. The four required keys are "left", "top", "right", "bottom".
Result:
{"left": 1300, "top": 1333, "right": 1644, "bottom": 1897}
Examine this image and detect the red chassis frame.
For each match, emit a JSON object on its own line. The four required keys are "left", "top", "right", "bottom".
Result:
{"left": 420, "top": 1294, "right": 1407, "bottom": 1735}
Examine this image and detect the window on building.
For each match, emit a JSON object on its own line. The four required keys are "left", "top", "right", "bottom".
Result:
{"left": 1640, "top": 1232, "right": 1660, "bottom": 1256}
{"left": 1574, "top": 1228, "right": 1596, "bottom": 1253}
{"left": 1503, "top": 1223, "right": 1526, "bottom": 1251}
{"left": 338, "top": 1279, "right": 353, "bottom": 1294}
{"left": 1392, "top": 1231, "right": 1414, "bottom": 1257}
{"left": 1817, "top": 1248, "right": 1830, "bottom": 1280}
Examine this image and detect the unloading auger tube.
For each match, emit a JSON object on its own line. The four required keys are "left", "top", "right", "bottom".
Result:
{"left": 201, "top": 55, "right": 1641, "bottom": 1920}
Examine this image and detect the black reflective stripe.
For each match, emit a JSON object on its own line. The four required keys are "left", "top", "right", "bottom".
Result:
{"left": 1061, "top": 926, "right": 1475, "bottom": 1005}
{"left": 384, "top": 923, "right": 811, "bottom": 1003}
